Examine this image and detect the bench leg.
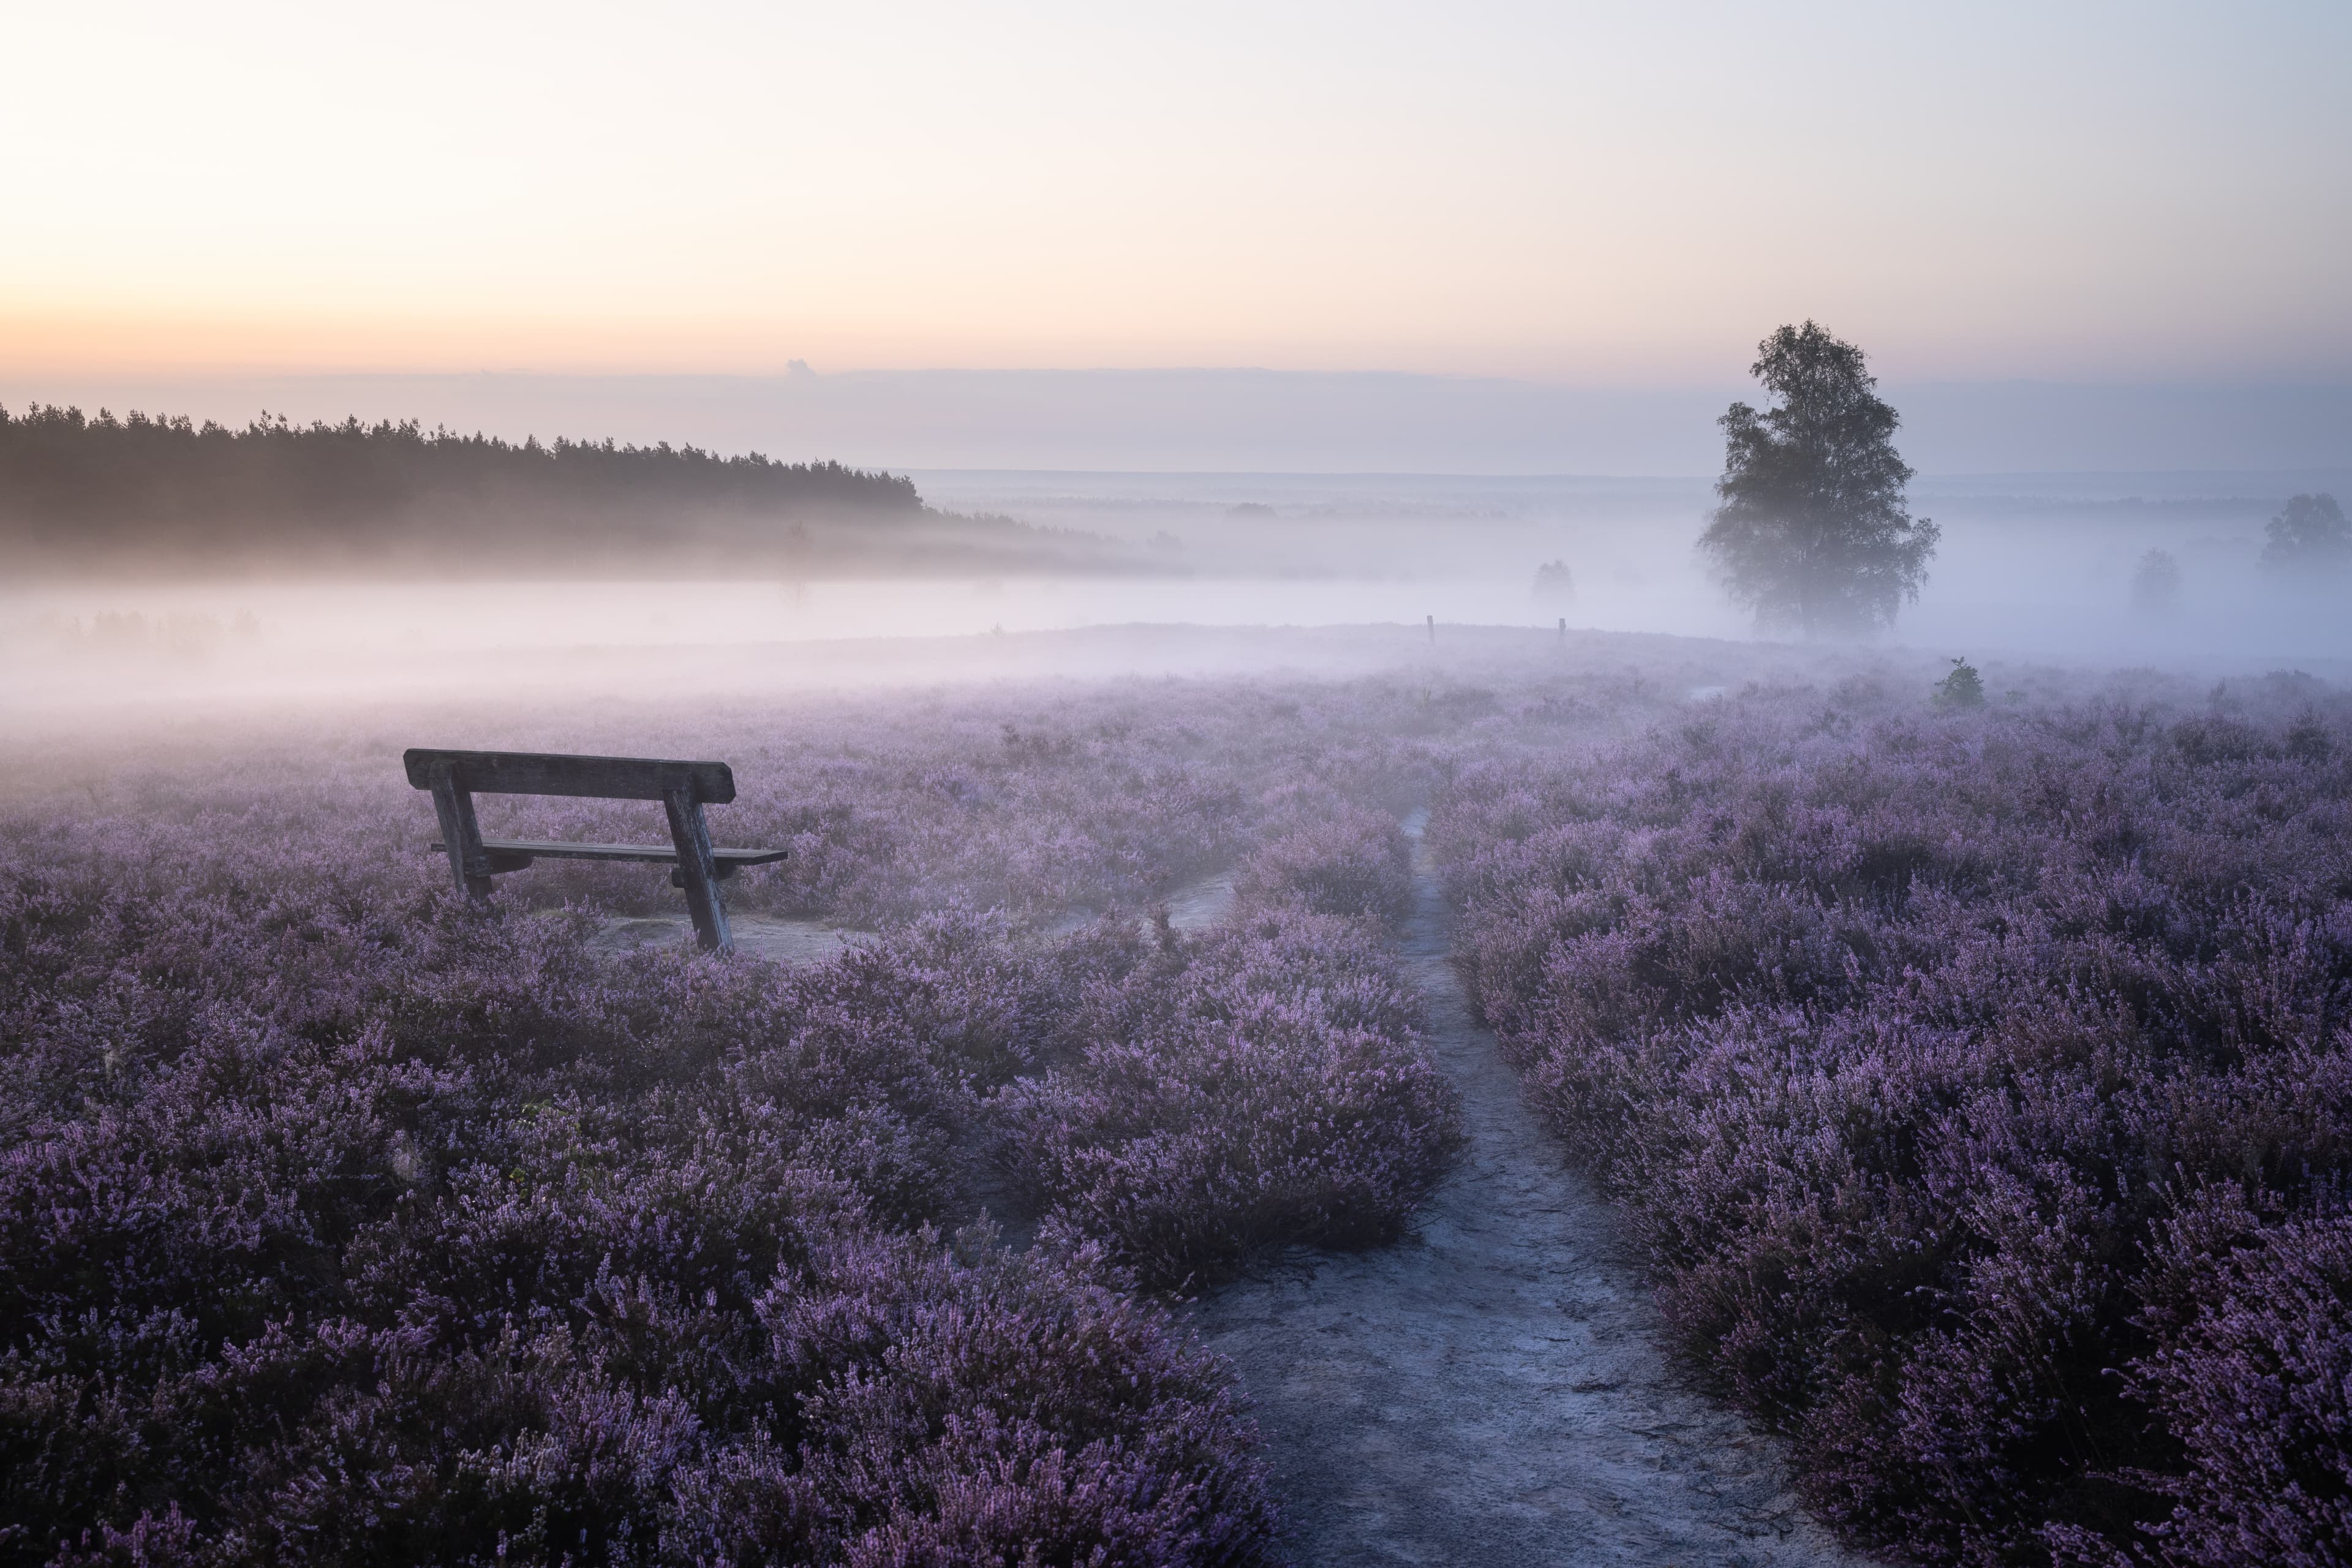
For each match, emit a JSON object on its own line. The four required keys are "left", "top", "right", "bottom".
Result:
{"left": 428, "top": 769, "right": 496, "bottom": 899}
{"left": 663, "top": 787, "right": 733, "bottom": 954}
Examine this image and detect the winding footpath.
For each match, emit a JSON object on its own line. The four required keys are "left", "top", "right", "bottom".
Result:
{"left": 1191, "top": 820, "right": 1868, "bottom": 1567}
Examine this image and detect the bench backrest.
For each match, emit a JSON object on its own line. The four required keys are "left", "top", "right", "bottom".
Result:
{"left": 402, "top": 748, "right": 736, "bottom": 805}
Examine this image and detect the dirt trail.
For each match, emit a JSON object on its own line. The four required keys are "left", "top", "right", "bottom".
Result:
{"left": 1191, "top": 818, "right": 1868, "bottom": 1568}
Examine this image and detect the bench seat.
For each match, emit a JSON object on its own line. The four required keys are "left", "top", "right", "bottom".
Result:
{"left": 431, "top": 837, "right": 788, "bottom": 880}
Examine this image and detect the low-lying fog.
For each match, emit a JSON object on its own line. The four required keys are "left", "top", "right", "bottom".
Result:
{"left": 5, "top": 468, "right": 2345, "bottom": 723}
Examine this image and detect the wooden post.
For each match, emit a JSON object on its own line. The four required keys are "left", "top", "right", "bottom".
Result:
{"left": 427, "top": 763, "right": 495, "bottom": 897}
{"left": 1558, "top": 616, "right": 1566, "bottom": 639}
{"left": 663, "top": 785, "right": 733, "bottom": 954}
{"left": 1426, "top": 614, "right": 1435, "bottom": 643}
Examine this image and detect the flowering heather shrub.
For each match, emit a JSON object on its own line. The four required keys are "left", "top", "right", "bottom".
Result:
{"left": 1233, "top": 786, "right": 1412, "bottom": 925}
{"left": 1431, "top": 682, "right": 2352, "bottom": 1566}
{"left": 421, "top": 705, "right": 1254, "bottom": 926}
{"left": 0, "top": 799, "right": 1280, "bottom": 1564}
{"left": 9, "top": 1223, "right": 1275, "bottom": 1567}
{"left": 2076, "top": 1189, "right": 2352, "bottom": 1568}
{"left": 996, "top": 899, "right": 1461, "bottom": 1292}
{"left": 13, "top": 674, "right": 1542, "bottom": 940}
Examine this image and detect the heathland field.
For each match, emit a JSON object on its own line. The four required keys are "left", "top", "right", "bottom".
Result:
{"left": 3, "top": 639, "right": 2347, "bottom": 1567}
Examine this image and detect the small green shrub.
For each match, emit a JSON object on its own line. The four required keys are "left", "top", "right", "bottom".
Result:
{"left": 1932, "top": 657, "right": 1985, "bottom": 709}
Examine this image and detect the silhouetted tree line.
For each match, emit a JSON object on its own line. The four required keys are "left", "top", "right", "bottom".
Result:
{"left": 0, "top": 403, "right": 927, "bottom": 573}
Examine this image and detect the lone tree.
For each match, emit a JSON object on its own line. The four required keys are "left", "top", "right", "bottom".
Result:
{"left": 2261, "top": 492, "right": 2349, "bottom": 574}
{"left": 1700, "top": 322, "right": 1939, "bottom": 635}
{"left": 2132, "top": 548, "right": 2183, "bottom": 614}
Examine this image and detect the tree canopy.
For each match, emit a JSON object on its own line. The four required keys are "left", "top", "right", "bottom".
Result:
{"left": 1698, "top": 322, "right": 1939, "bottom": 636}
{"left": 2262, "top": 492, "right": 2349, "bottom": 573}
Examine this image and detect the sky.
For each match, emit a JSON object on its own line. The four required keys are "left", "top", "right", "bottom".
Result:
{"left": 4, "top": 1, "right": 2348, "bottom": 386}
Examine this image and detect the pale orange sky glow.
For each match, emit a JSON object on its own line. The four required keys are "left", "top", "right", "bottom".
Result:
{"left": 4, "top": 1, "right": 2346, "bottom": 384}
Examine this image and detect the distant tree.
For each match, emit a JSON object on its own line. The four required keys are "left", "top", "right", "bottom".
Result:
{"left": 1700, "top": 322, "right": 1939, "bottom": 635}
{"left": 2262, "top": 492, "right": 2350, "bottom": 573}
{"left": 2131, "top": 548, "right": 2183, "bottom": 614}
{"left": 1532, "top": 559, "right": 1575, "bottom": 603}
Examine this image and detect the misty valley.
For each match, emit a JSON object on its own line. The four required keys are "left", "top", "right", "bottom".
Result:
{"left": 2, "top": 276, "right": 2348, "bottom": 1568}
{"left": 6, "top": 399, "right": 2346, "bottom": 701}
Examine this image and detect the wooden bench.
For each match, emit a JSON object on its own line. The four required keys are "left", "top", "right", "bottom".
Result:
{"left": 403, "top": 748, "right": 786, "bottom": 954}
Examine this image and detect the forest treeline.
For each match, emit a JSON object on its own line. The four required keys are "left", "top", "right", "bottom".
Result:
{"left": 0, "top": 403, "right": 1124, "bottom": 577}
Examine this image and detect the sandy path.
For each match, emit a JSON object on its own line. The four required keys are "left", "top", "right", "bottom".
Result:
{"left": 1191, "top": 819, "right": 1868, "bottom": 1568}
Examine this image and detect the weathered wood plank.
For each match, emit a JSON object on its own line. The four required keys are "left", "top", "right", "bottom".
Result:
{"left": 402, "top": 748, "right": 735, "bottom": 804}
{"left": 429, "top": 837, "right": 788, "bottom": 868}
